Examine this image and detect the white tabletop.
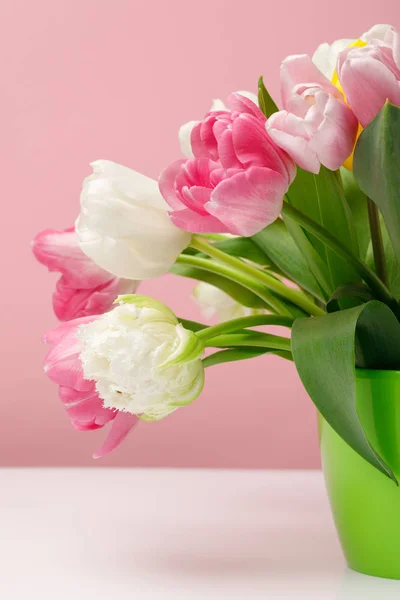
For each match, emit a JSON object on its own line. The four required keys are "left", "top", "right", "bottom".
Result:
{"left": 0, "top": 468, "right": 399, "bottom": 598}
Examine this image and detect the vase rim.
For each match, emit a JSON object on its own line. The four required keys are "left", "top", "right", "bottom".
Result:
{"left": 356, "top": 367, "right": 400, "bottom": 380}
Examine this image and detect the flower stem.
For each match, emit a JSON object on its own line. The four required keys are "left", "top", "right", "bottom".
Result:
{"left": 203, "top": 331, "right": 292, "bottom": 351}
{"left": 176, "top": 254, "right": 292, "bottom": 316}
{"left": 367, "top": 198, "right": 388, "bottom": 288}
{"left": 196, "top": 314, "right": 294, "bottom": 342}
{"left": 202, "top": 348, "right": 293, "bottom": 369}
{"left": 281, "top": 202, "right": 397, "bottom": 310}
{"left": 190, "top": 236, "right": 324, "bottom": 317}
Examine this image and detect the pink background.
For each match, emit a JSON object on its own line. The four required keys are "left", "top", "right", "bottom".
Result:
{"left": 2, "top": 1, "right": 399, "bottom": 467}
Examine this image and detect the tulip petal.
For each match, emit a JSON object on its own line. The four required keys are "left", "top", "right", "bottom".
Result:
{"left": 59, "top": 386, "right": 115, "bottom": 429}
{"left": 32, "top": 228, "right": 113, "bottom": 289}
{"left": 309, "top": 95, "right": 358, "bottom": 171}
{"left": 227, "top": 92, "right": 265, "bottom": 121}
{"left": 168, "top": 208, "right": 229, "bottom": 234}
{"left": 207, "top": 167, "right": 287, "bottom": 236}
{"left": 233, "top": 113, "right": 296, "bottom": 183}
{"left": 312, "top": 38, "right": 354, "bottom": 79}
{"left": 179, "top": 120, "right": 197, "bottom": 158}
{"left": 338, "top": 46, "right": 400, "bottom": 126}
{"left": 93, "top": 412, "right": 139, "bottom": 459}
{"left": 267, "top": 111, "right": 320, "bottom": 174}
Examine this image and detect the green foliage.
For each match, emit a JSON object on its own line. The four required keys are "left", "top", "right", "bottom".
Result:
{"left": 286, "top": 167, "right": 360, "bottom": 298}
{"left": 354, "top": 102, "right": 400, "bottom": 269}
{"left": 292, "top": 301, "right": 400, "bottom": 483}
{"left": 253, "top": 218, "right": 327, "bottom": 302}
{"left": 257, "top": 76, "right": 278, "bottom": 117}
{"left": 170, "top": 263, "right": 267, "bottom": 309}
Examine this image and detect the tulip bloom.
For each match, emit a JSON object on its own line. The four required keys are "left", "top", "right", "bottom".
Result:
{"left": 312, "top": 24, "right": 392, "bottom": 79}
{"left": 32, "top": 227, "right": 138, "bottom": 321}
{"left": 337, "top": 26, "right": 400, "bottom": 127}
{"left": 76, "top": 160, "right": 191, "bottom": 280}
{"left": 179, "top": 91, "right": 259, "bottom": 158}
{"left": 160, "top": 93, "right": 295, "bottom": 237}
{"left": 78, "top": 296, "right": 205, "bottom": 421}
{"left": 266, "top": 55, "right": 358, "bottom": 174}
{"left": 44, "top": 316, "right": 138, "bottom": 458}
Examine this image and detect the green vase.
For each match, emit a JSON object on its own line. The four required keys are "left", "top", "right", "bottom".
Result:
{"left": 319, "top": 368, "right": 400, "bottom": 580}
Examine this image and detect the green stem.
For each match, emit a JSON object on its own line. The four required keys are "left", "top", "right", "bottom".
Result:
{"left": 203, "top": 348, "right": 293, "bottom": 368}
{"left": 204, "top": 331, "right": 292, "bottom": 351}
{"left": 176, "top": 254, "right": 292, "bottom": 316}
{"left": 281, "top": 202, "right": 397, "bottom": 310}
{"left": 190, "top": 236, "right": 324, "bottom": 317}
{"left": 367, "top": 198, "right": 389, "bottom": 287}
{"left": 197, "top": 314, "right": 294, "bottom": 342}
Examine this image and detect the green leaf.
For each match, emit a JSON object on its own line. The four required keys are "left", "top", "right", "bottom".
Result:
{"left": 169, "top": 264, "right": 267, "bottom": 309}
{"left": 258, "top": 76, "right": 278, "bottom": 118}
{"left": 253, "top": 218, "right": 327, "bottom": 302}
{"left": 203, "top": 348, "right": 291, "bottom": 368}
{"left": 354, "top": 102, "right": 400, "bottom": 266}
{"left": 292, "top": 300, "right": 400, "bottom": 483}
{"left": 340, "top": 168, "right": 370, "bottom": 260}
{"left": 287, "top": 167, "right": 360, "bottom": 294}
{"left": 366, "top": 219, "right": 400, "bottom": 299}
{"left": 326, "top": 282, "right": 375, "bottom": 313}
{"left": 212, "top": 238, "right": 271, "bottom": 266}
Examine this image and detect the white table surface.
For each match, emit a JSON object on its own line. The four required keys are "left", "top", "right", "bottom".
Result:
{"left": 1, "top": 469, "right": 400, "bottom": 599}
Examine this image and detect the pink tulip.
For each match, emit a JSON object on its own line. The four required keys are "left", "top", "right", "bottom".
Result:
{"left": 32, "top": 227, "right": 139, "bottom": 321}
{"left": 337, "top": 27, "right": 400, "bottom": 127}
{"left": 267, "top": 55, "right": 358, "bottom": 174}
{"left": 44, "top": 317, "right": 138, "bottom": 458}
{"left": 159, "top": 93, "right": 295, "bottom": 237}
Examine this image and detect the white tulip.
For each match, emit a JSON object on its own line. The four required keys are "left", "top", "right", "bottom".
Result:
{"left": 179, "top": 91, "right": 259, "bottom": 158}
{"left": 76, "top": 160, "right": 191, "bottom": 280}
{"left": 193, "top": 282, "right": 264, "bottom": 323}
{"left": 78, "top": 295, "right": 204, "bottom": 421}
{"left": 312, "top": 24, "right": 393, "bottom": 79}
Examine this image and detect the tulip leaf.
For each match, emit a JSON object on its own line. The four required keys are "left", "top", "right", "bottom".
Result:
{"left": 286, "top": 167, "right": 360, "bottom": 295}
{"left": 253, "top": 218, "right": 327, "bottom": 302}
{"left": 366, "top": 219, "right": 400, "bottom": 299}
{"left": 258, "top": 76, "right": 278, "bottom": 118}
{"left": 169, "top": 264, "right": 267, "bottom": 308}
{"left": 292, "top": 300, "right": 400, "bottom": 483}
{"left": 340, "top": 168, "right": 370, "bottom": 260}
{"left": 326, "top": 282, "right": 375, "bottom": 313}
{"left": 354, "top": 102, "right": 400, "bottom": 271}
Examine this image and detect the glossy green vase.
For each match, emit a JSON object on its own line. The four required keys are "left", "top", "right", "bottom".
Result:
{"left": 319, "top": 368, "right": 400, "bottom": 580}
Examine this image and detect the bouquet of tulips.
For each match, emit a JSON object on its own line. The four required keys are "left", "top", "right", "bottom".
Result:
{"left": 33, "top": 24, "right": 400, "bottom": 480}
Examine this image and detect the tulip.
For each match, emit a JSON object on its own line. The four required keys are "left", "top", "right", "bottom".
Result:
{"left": 32, "top": 227, "right": 138, "bottom": 321}
{"left": 179, "top": 91, "right": 258, "bottom": 158}
{"left": 160, "top": 93, "right": 295, "bottom": 237}
{"left": 312, "top": 24, "right": 393, "bottom": 79}
{"left": 193, "top": 281, "right": 264, "bottom": 322}
{"left": 78, "top": 295, "right": 205, "bottom": 421}
{"left": 76, "top": 160, "right": 192, "bottom": 280}
{"left": 43, "top": 316, "right": 138, "bottom": 458}
{"left": 337, "top": 26, "right": 400, "bottom": 127}
{"left": 266, "top": 55, "right": 358, "bottom": 174}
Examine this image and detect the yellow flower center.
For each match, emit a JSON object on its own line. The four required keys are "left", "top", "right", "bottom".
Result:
{"left": 332, "top": 39, "right": 366, "bottom": 170}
